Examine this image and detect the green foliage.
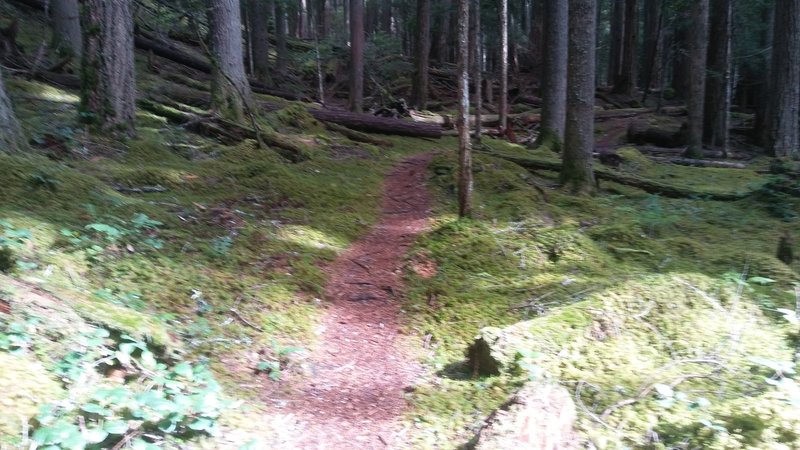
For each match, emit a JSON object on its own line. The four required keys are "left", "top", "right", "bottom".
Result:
{"left": 754, "top": 176, "right": 800, "bottom": 221}
{"left": 59, "top": 211, "right": 164, "bottom": 262}
{"left": 0, "top": 220, "right": 32, "bottom": 273}
{"left": 0, "top": 316, "right": 37, "bottom": 355}
{"left": 255, "top": 341, "right": 303, "bottom": 381}
{"left": 32, "top": 325, "right": 232, "bottom": 449}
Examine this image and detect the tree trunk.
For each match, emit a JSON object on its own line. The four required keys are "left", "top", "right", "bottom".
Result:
{"left": 703, "top": 0, "right": 731, "bottom": 153}
{"left": 80, "top": 0, "right": 136, "bottom": 135}
{"left": 498, "top": 0, "right": 508, "bottom": 132}
{"left": 612, "top": 0, "right": 637, "bottom": 95}
{"left": 456, "top": 0, "right": 472, "bottom": 218}
{"left": 764, "top": 0, "right": 800, "bottom": 158}
{"left": 561, "top": 0, "right": 597, "bottom": 194}
{"left": 529, "top": 0, "right": 543, "bottom": 71}
{"left": 671, "top": 12, "right": 691, "bottom": 97}
{"left": 379, "top": 0, "right": 392, "bottom": 34}
{"left": 607, "top": 0, "right": 624, "bottom": 87}
{"left": 275, "top": 0, "right": 289, "bottom": 74}
{"left": 0, "top": 68, "right": 26, "bottom": 153}
{"left": 640, "top": 0, "right": 664, "bottom": 101}
{"left": 51, "top": 0, "right": 81, "bottom": 57}
{"left": 250, "top": 0, "right": 272, "bottom": 85}
{"left": 684, "top": 0, "right": 708, "bottom": 158}
{"left": 348, "top": 0, "right": 364, "bottom": 112}
{"left": 470, "top": 0, "right": 482, "bottom": 141}
{"left": 537, "top": 0, "right": 568, "bottom": 150}
{"left": 209, "top": 0, "right": 254, "bottom": 122}
{"left": 411, "top": 0, "right": 431, "bottom": 109}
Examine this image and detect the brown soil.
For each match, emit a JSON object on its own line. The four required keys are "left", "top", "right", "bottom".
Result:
{"left": 273, "top": 152, "right": 434, "bottom": 449}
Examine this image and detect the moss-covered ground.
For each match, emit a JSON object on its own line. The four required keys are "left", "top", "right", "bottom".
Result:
{"left": 0, "top": 69, "right": 432, "bottom": 447}
{"left": 402, "top": 141, "right": 799, "bottom": 448}
{"left": 2, "top": 3, "right": 798, "bottom": 446}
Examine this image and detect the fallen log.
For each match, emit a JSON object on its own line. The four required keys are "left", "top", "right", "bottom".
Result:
{"left": 138, "top": 98, "right": 309, "bottom": 162}
{"left": 323, "top": 122, "right": 394, "bottom": 147}
{"left": 648, "top": 156, "right": 747, "bottom": 169}
{"left": 134, "top": 29, "right": 307, "bottom": 101}
{"left": 627, "top": 119, "right": 685, "bottom": 147}
{"left": 637, "top": 145, "right": 751, "bottom": 160}
{"left": 488, "top": 153, "right": 754, "bottom": 201}
{"left": 309, "top": 109, "right": 442, "bottom": 138}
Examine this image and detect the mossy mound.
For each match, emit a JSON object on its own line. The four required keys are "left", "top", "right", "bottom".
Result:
{"left": 466, "top": 274, "right": 797, "bottom": 448}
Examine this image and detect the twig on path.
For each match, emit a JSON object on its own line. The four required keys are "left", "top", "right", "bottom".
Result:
{"left": 230, "top": 296, "right": 265, "bottom": 332}
{"left": 350, "top": 258, "right": 372, "bottom": 273}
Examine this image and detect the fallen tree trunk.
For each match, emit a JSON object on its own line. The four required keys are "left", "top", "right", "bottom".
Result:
{"left": 489, "top": 153, "right": 754, "bottom": 201}
{"left": 138, "top": 98, "right": 309, "bottom": 162}
{"left": 637, "top": 145, "right": 750, "bottom": 160}
{"left": 323, "top": 122, "right": 393, "bottom": 147}
{"left": 627, "top": 120, "right": 685, "bottom": 147}
{"left": 134, "top": 29, "right": 307, "bottom": 101}
{"left": 309, "top": 109, "right": 442, "bottom": 138}
{"left": 648, "top": 156, "right": 747, "bottom": 169}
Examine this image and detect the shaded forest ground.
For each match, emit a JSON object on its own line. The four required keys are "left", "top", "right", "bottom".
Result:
{"left": 1, "top": 2, "right": 800, "bottom": 449}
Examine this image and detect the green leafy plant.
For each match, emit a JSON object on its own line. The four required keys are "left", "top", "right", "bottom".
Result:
{"left": 0, "top": 220, "right": 34, "bottom": 272}
{"left": 0, "top": 317, "right": 37, "bottom": 354}
{"left": 33, "top": 326, "right": 234, "bottom": 449}
{"left": 60, "top": 212, "right": 165, "bottom": 262}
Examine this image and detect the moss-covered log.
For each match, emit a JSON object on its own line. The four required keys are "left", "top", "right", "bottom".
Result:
{"left": 323, "top": 122, "right": 394, "bottom": 147}
{"left": 490, "top": 152, "right": 754, "bottom": 201}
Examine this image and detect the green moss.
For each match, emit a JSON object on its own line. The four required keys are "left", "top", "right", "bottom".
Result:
{"left": 0, "top": 353, "right": 64, "bottom": 443}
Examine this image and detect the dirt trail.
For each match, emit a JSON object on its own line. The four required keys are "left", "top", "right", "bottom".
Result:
{"left": 276, "top": 153, "right": 434, "bottom": 449}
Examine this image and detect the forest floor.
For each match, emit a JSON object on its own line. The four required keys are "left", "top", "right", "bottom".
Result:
{"left": 271, "top": 153, "right": 433, "bottom": 449}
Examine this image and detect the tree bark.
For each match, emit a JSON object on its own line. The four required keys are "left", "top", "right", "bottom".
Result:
{"left": 275, "top": 0, "right": 289, "bottom": 74}
{"left": 612, "top": 0, "right": 637, "bottom": 95}
{"left": 640, "top": 0, "right": 664, "bottom": 101}
{"left": 250, "top": 0, "right": 272, "bottom": 84}
{"left": 498, "top": 0, "right": 508, "bottom": 132}
{"left": 529, "top": 0, "right": 543, "bottom": 71}
{"left": 208, "top": 0, "right": 254, "bottom": 122}
{"left": 561, "top": 0, "right": 597, "bottom": 194}
{"left": 703, "top": 0, "right": 731, "bottom": 153}
{"left": 50, "top": 0, "right": 81, "bottom": 57}
{"left": 684, "top": 0, "right": 708, "bottom": 158}
{"left": 411, "top": 0, "right": 431, "bottom": 109}
{"left": 764, "top": 0, "right": 800, "bottom": 158}
{"left": 607, "top": 0, "right": 624, "bottom": 87}
{"left": 80, "top": 0, "right": 136, "bottom": 135}
{"left": 379, "top": 0, "right": 392, "bottom": 34}
{"left": 456, "top": 0, "right": 472, "bottom": 217}
{"left": 470, "top": 0, "right": 482, "bottom": 141}
{"left": 0, "top": 68, "right": 26, "bottom": 153}
{"left": 537, "top": 0, "right": 568, "bottom": 150}
{"left": 348, "top": 0, "right": 364, "bottom": 112}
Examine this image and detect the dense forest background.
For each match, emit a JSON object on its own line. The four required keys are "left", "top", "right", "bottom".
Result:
{"left": 0, "top": 0, "right": 798, "bottom": 449}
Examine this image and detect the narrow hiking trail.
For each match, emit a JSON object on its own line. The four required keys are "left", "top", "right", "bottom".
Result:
{"left": 274, "top": 153, "right": 434, "bottom": 449}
